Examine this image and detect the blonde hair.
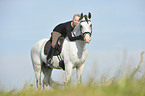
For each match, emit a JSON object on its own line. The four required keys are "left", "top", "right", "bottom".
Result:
{"left": 73, "top": 14, "right": 80, "bottom": 20}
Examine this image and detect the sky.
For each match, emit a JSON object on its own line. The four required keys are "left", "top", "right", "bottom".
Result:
{"left": 0, "top": 0, "right": 145, "bottom": 90}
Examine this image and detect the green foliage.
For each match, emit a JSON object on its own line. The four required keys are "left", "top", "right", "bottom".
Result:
{"left": 1, "top": 52, "right": 144, "bottom": 96}
{"left": 1, "top": 75, "right": 145, "bottom": 96}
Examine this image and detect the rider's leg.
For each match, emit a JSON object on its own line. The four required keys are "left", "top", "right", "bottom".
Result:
{"left": 46, "top": 31, "right": 61, "bottom": 64}
{"left": 46, "top": 44, "right": 55, "bottom": 64}
{"left": 51, "top": 31, "right": 62, "bottom": 48}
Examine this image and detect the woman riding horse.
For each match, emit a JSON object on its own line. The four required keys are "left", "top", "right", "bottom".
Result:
{"left": 46, "top": 14, "right": 84, "bottom": 65}
{"left": 31, "top": 12, "right": 92, "bottom": 88}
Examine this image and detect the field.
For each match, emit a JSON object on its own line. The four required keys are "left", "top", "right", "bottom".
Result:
{"left": 0, "top": 52, "right": 145, "bottom": 96}
{"left": 1, "top": 75, "right": 145, "bottom": 96}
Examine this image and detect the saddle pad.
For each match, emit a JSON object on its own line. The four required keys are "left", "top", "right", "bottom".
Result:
{"left": 44, "top": 37, "right": 65, "bottom": 56}
{"left": 44, "top": 40, "right": 51, "bottom": 55}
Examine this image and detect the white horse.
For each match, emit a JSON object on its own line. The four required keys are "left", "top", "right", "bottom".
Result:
{"left": 31, "top": 13, "right": 92, "bottom": 88}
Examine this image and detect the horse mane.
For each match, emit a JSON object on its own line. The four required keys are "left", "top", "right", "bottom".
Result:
{"left": 84, "top": 15, "right": 89, "bottom": 23}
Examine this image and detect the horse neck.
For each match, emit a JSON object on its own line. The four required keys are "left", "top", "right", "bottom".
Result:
{"left": 73, "top": 23, "right": 81, "bottom": 36}
{"left": 73, "top": 23, "right": 86, "bottom": 52}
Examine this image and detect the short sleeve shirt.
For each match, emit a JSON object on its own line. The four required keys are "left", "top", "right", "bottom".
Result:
{"left": 53, "top": 21, "right": 73, "bottom": 37}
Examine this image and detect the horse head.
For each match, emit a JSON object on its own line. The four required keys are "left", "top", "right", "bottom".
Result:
{"left": 79, "top": 12, "right": 92, "bottom": 43}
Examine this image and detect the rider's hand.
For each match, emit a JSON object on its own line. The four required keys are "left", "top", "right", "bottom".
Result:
{"left": 78, "top": 35, "right": 84, "bottom": 40}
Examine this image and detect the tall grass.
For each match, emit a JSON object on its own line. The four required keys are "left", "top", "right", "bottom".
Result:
{"left": 0, "top": 52, "right": 145, "bottom": 96}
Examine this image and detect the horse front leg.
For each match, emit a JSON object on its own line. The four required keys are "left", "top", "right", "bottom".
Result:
{"left": 65, "top": 63, "right": 73, "bottom": 85}
{"left": 76, "top": 64, "right": 84, "bottom": 84}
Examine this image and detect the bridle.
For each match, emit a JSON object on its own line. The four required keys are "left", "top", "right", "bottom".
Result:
{"left": 80, "top": 19, "right": 92, "bottom": 37}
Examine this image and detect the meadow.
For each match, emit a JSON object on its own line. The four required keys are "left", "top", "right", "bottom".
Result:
{"left": 0, "top": 52, "right": 145, "bottom": 96}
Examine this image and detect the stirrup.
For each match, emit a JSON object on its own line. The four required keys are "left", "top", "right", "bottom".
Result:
{"left": 46, "top": 58, "right": 52, "bottom": 66}
{"left": 46, "top": 59, "right": 51, "bottom": 64}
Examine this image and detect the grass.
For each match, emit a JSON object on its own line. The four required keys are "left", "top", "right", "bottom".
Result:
{"left": 1, "top": 77, "right": 145, "bottom": 96}
{"left": 0, "top": 52, "right": 145, "bottom": 96}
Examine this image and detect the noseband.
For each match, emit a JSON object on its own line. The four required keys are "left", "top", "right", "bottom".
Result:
{"left": 80, "top": 20, "right": 92, "bottom": 36}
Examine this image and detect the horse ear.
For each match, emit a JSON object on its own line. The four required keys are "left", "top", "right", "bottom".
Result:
{"left": 88, "top": 12, "right": 91, "bottom": 19}
{"left": 79, "top": 13, "right": 83, "bottom": 20}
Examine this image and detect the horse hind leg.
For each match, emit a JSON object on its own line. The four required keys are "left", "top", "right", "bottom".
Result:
{"left": 33, "top": 63, "right": 42, "bottom": 88}
{"left": 41, "top": 62, "right": 53, "bottom": 89}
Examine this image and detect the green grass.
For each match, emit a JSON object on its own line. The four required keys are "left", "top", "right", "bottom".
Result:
{"left": 1, "top": 73, "right": 145, "bottom": 96}
{"left": 1, "top": 78, "right": 145, "bottom": 96}
{"left": 1, "top": 52, "right": 145, "bottom": 96}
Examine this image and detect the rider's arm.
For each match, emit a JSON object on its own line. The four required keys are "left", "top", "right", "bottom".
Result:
{"left": 66, "top": 26, "right": 83, "bottom": 41}
{"left": 67, "top": 31, "right": 83, "bottom": 41}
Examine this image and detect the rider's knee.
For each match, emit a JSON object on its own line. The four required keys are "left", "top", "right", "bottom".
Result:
{"left": 51, "top": 43, "right": 56, "bottom": 48}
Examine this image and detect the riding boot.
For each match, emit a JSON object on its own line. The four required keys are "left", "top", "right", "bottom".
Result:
{"left": 46, "top": 44, "right": 55, "bottom": 65}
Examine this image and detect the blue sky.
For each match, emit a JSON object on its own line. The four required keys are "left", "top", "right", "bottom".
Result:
{"left": 0, "top": 0, "right": 145, "bottom": 90}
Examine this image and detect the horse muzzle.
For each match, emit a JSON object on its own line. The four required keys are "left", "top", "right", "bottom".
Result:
{"left": 84, "top": 34, "right": 91, "bottom": 43}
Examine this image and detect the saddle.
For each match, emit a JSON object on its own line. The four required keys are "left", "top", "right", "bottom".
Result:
{"left": 44, "top": 36, "right": 65, "bottom": 70}
{"left": 44, "top": 36, "right": 65, "bottom": 56}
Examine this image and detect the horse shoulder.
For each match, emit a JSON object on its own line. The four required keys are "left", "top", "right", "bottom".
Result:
{"left": 61, "top": 38, "right": 77, "bottom": 55}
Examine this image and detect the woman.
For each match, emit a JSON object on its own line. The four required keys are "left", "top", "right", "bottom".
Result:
{"left": 46, "top": 14, "right": 84, "bottom": 65}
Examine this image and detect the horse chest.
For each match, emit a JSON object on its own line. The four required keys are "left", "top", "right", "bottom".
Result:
{"left": 70, "top": 49, "right": 88, "bottom": 66}
{"left": 62, "top": 39, "right": 88, "bottom": 67}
